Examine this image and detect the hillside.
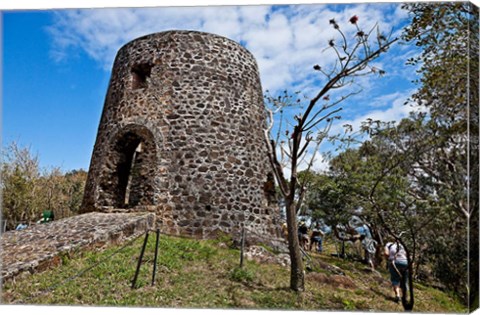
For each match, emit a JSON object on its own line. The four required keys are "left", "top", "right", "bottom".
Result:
{"left": 2, "top": 233, "right": 466, "bottom": 312}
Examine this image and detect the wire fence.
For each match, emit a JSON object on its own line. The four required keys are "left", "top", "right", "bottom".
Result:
{"left": 12, "top": 227, "right": 286, "bottom": 304}
{"left": 16, "top": 228, "right": 158, "bottom": 304}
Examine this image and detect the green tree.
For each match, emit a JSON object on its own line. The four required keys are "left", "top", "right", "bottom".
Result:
{"left": 328, "top": 118, "right": 444, "bottom": 310}
{"left": 289, "top": 2, "right": 477, "bottom": 307}
{"left": 64, "top": 169, "right": 88, "bottom": 214}
{"left": 326, "top": 147, "right": 388, "bottom": 264}
{"left": 402, "top": 2, "right": 478, "bottom": 307}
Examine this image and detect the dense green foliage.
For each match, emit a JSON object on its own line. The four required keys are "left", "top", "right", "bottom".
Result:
{"left": 299, "top": 2, "right": 478, "bottom": 309}
{"left": 402, "top": 2, "right": 478, "bottom": 308}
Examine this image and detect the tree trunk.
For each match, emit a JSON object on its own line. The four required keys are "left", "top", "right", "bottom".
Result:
{"left": 374, "top": 243, "right": 384, "bottom": 268}
{"left": 372, "top": 229, "right": 384, "bottom": 268}
{"left": 285, "top": 199, "right": 305, "bottom": 291}
{"left": 401, "top": 260, "right": 415, "bottom": 311}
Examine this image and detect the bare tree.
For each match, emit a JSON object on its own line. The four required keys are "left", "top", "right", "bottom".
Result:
{"left": 1, "top": 142, "right": 88, "bottom": 230}
{"left": 264, "top": 16, "right": 398, "bottom": 291}
{"left": 1, "top": 142, "right": 41, "bottom": 229}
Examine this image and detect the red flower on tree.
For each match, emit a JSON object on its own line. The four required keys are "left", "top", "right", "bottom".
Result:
{"left": 349, "top": 15, "right": 359, "bottom": 24}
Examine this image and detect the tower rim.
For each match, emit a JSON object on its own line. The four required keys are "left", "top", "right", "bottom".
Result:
{"left": 117, "top": 30, "right": 255, "bottom": 60}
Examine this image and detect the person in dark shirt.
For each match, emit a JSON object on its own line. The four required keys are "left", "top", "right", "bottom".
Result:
{"left": 297, "top": 221, "right": 309, "bottom": 250}
{"left": 310, "top": 228, "right": 325, "bottom": 252}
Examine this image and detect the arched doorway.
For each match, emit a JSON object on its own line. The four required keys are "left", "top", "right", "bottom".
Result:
{"left": 98, "top": 125, "right": 157, "bottom": 209}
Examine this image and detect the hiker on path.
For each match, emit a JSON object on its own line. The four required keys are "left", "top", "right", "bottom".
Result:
{"left": 309, "top": 226, "right": 325, "bottom": 253}
{"left": 358, "top": 224, "right": 376, "bottom": 270}
{"left": 298, "top": 221, "right": 309, "bottom": 250}
{"left": 361, "top": 235, "right": 377, "bottom": 270}
{"left": 384, "top": 240, "right": 408, "bottom": 303}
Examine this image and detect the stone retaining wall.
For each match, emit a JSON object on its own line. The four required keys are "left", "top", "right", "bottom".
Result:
{"left": 0, "top": 212, "right": 155, "bottom": 281}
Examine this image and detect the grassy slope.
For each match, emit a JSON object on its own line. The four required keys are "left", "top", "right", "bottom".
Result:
{"left": 2, "top": 234, "right": 466, "bottom": 312}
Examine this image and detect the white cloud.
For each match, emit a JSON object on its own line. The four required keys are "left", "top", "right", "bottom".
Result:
{"left": 368, "top": 91, "right": 406, "bottom": 108}
{"left": 243, "top": 12, "right": 292, "bottom": 57}
{"left": 48, "top": 3, "right": 410, "bottom": 93}
{"left": 298, "top": 151, "right": 330, "bottom": 174}
{"left": 278, "top": 141, "right": 330, "bottom": 179}
{"left": 47, "top": 3, "right": 417, "bottom": 177}
{"left": 330, "top": 89, "right": 422, "bottom": 136}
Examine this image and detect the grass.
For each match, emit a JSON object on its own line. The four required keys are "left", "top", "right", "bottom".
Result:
{"left": 2, "top": 234, "right": 467, "bottom": 312}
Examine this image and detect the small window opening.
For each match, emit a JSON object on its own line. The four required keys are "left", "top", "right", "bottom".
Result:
{"left": 131, "top": 64, "right": 152, "bottom": 90}
{"left": 263, "top": 172, "right": 276, "bottom": 205}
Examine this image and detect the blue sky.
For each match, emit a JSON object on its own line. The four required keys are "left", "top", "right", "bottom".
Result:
{"left": 3, "top": 10, "right": 110, "bottom": 170}
{"left": 3, "top": 1, "right": 424, "bottom": 172}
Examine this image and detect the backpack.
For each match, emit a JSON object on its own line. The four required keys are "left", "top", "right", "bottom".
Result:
{"left": 388, "top": 242, "right": 403, "bottom": 261}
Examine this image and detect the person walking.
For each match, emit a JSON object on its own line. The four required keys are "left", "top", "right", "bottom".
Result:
{"left": 309, "top": 226, "right": 325, "bottom": 253}
{"left": 384, "top": 240, "right": 408, "bottom": 303}
{"left": 298, "top": 221, "right": 309, "bottom": 250}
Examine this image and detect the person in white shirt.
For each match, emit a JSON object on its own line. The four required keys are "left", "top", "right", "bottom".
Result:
{"left": 384, "top": 240, "right": 408, "bottom": 303}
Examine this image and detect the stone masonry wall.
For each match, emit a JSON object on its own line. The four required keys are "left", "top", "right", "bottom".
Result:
{"left": 1, "top": 212, "right": 155, "bottom": 281}
{"left": 81, "top": 31, "right": 281, "bottom": 242}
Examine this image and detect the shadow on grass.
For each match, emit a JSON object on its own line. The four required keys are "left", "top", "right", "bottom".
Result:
{"left": 370, "top": 286, "right": 398, "bottom": 303}
{"left": 241, "top": 281, "right": 291, "bottom": 293}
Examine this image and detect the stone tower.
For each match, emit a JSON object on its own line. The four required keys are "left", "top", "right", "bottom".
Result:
{"left": 81, "top": 30, "right": 280, "bottom": 241}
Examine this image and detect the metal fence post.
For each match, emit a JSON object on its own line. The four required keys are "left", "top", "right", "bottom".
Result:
{"left": 131, "top": 230, "right": 149, "bottom": 289}
{"left": 240, "top": 227, "right": 246, "bottom": 268}
{"left": 151, "top": 228, "right": 160, "bottom": 286}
